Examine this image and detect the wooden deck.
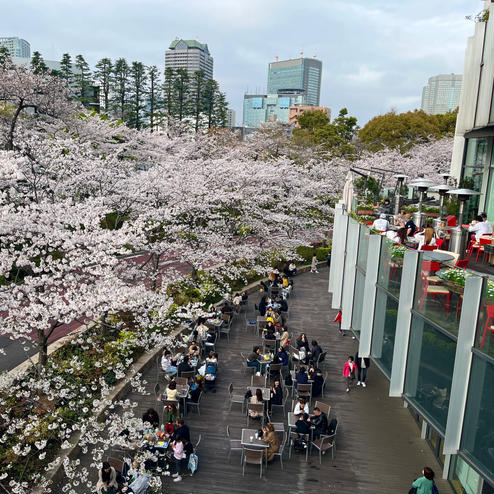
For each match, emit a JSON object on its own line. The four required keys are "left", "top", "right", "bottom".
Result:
{"left": 54, "top": 267, "right": 453, "bottom": 494}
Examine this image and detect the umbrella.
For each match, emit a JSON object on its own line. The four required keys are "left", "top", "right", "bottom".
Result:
{"left": 342, "top": 171, "right": 354, "bottom": 211}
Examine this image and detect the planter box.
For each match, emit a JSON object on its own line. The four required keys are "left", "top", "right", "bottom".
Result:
{"left": 357, "top": 209, "right": 374, "bottom": 215}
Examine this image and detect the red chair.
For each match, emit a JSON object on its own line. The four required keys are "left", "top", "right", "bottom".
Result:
{"left": 446, "top": 215, "right": 456, "bottom": 227}
{"left": 455, "top": 259, "right": 469, "bottom": 269}
{"left": 418, "top": 275, "right": 451, "bottom": 312}
{"left": 420, "top": 244, "right": 438, "bottom": 251}
{"left": 436, "top": 238, "right": 444, "bottom": 249}
{"left": 422, "top": 261, "right": 441, "bottom": 283}
{"left": 480, "top": 305, "right": 494, "bottom": 348}
{"left": 476, "top": 237, "right": 493, "bottom": 262}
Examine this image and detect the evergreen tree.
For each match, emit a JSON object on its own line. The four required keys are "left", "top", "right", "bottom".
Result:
{"left": 95, "top": 58, "right": 113, "bottom": 114}
{"left": 147, "top": 65, "right": 162, "bottom": 131}
{"left": 191, "top": 70, "right": 205, "bottom": 132}
{"left": 0, "top": 46, "right": 11, "bottom": 66}
{"left": 74, "top": 55, "right": 92, "bottom": 107}
{"left": 128, "top": 61, "right": 148, "bottom": 129}
{"left": 163, "top": 67, "right": 175, "bottom": 124}
{"left": 30, "top": 51, "right": 48, "bottom": 75}
{"left": 112, "top": 58, "right": 130, "bottom": 121}
{"left": 60, "top": 53, "right": 73, "bottom": 81}
{"left": 202, "top": 79, "right": 228, "bottom": 129}
{"left": 173, "top": 68, "right": 190, "bottom": 121}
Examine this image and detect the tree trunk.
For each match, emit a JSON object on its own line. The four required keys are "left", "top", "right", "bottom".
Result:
{"left": 6, "top": 100, "right": 24, "bottom": 150}
{"left": 37, "top": 328, "right": 48, "bottom": 371}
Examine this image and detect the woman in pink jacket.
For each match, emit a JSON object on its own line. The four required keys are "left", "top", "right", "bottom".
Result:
{"left": 171, "top": 437, "right": 185, "bottom": 483}
{"left": 343, "top": 356, "right": 357, "bottom": 393}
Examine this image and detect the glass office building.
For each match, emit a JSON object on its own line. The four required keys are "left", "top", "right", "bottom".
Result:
{"left": 267, "top": 58, "right": 322, "bottom": 106}
{"left": 0, "top": 37, "right": 30, "bottom": 58}
{"left": 329, "top": 205, "right": 494, "bottom": 494}
{"left": 242, "top": 91, "right": 305, "bottom": 128}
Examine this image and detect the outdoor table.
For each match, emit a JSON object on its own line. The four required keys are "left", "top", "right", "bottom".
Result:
{"left": 423, "top": 252, "right": 455, "bottom": 263}
{"left": 241, "top": 428, "right": 268, "bottom": 467}
{"left": 257, "top": 316, "right": 267, "bottom": 333}
{"left": 257, "top": 356, "right": 273, "bottom": 375}
{"left": 247, "top": 386, "right": 270, "bottom": 401}
{"left": 177, "top": 384, "right": 189, "bottom": 416}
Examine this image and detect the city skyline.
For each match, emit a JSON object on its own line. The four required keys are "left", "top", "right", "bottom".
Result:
{"left": 2, "top": 0, "right": 475, "bottom": 124}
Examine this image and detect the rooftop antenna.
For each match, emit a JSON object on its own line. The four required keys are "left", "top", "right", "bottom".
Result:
{"left": 300, "top": 50, "right": 304, "bottom": 58}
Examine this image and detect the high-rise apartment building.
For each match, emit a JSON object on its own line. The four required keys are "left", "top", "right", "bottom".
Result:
{"left": 165, "top": 39, "right": 213, "bottom": 80}
{"left": 0, "top": 37, "right": 30, "bottom": 58}
{"left": 421, "top": 74, "right": 463, "bottom": 114}
{"left": 226, "top": 109, "right": 236, "bottom": 129}
{"left": 267, "top": 57, "right": 322, "bottom": 106}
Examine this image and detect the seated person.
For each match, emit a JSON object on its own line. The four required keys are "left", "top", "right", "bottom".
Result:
{"left": 164, "top": 403, "right": 178, "bottom": 426}
{"left": 278, "top": 297, "right": 288, "bottom": 312}
{"left": 264, "top": 320, "right": 276, "bottom": 334}
{"left": 372, "top": 213, "right": 389, "bottom": 232}
{"left": 295, "top": 412, "right": 311, "bottom": 435}
{"left": 188, "top": 341, "right": 200, "bottom": 358}
{"left": 166, "top": 380, "right": 179, "bottom": 401}
{"left": 293, "top": 397, "right": 309, "bottom": 416}
{"left": 308, "top": 340, "right": 323, "bottom": 364}
{"left": 279, "top": 326, "right": 290, "bottom": 348}
{"left": 404, "top": 215, "right": 418, "bottom": 237}
{"left": 296, "top": 333, "right": 310, "bottom": 354}
{"left": 247, "top": 346, "right": 262, "bottom": 372}
{"left": 259, "top": 295, "right": 268, "bottom": 316}
{"left": 269, "top": 379, "right": 283, "bottom": 409}
{"left": 142, "top": 408, "right": 160, "bottom": 428}
{"left": 188, "top": 383, "right": 201, "bottom": 404}
{"left": 249, "top": 388, "right": 264, "bottom": 418}
{"left": 386, "top": 227, "right": 408, "bottom": 245}
{"left": 233, "top": 292, "right": 242, "bottom": 310}
{"left": 178, "top": 356, "right": 193, "bottom": 375}
{"left": 196, "top": 319, "right": 209, "bottom": 340}
{"left": 309, "top": 366, "right": 324, "bottom": 397}
{"left": 415, "top": 225, "right": 437, "bottom": 250}
{"left": 161, "top": 350, "right": 178, "bottom": 378}
{"left": 262, "top": 423, "right": 280, "bottom": 462}
{"left": 296, "top": 366, "right": 308, "bottom": 385}
{"left": 97, "top": 461, "right": 118, "bottom": 494}
{"left": 241, "top": 290, "right": 249, "bottom": 302}
{"left": 273, "top": 346, "right": 289, "bottom": 366}
{"left": 288, "top": 262, "right": 297, "bottom": 277}
{"left": 264, "top": 326, "right": 276, "bottom": 340}
{"left": 309, "top": 406, "right": 328, "bottom": 439}
{"left": 205, "top": 351, "right": 218, "bottom": 366}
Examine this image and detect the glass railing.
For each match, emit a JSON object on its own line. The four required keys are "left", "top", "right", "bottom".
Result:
{"left": 356, "top": 224, "right": 370, "bottom": 272}
{"left": 377, "top": 238, "right": 404, "bottom": 298}
{"left": 474, "top": 277, "right": 494, "bottom": 358}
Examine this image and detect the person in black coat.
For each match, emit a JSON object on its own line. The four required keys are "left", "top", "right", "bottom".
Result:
{"left": 259, "top": 295, "right": 267, "bottom": 317}
{"left": 268, "top": 378, "right": 283, "bottom": 412}
{"left": 308, "top": 340, "right": 323, "bottom": 364}
{"left": 142, "top": 408, "right": 160, "bottom": 428}
{"left": 296, "top": 366, "right": 308, "bottom": 385}
{"left": 308, "top": 366, "right": 324, "bottom": 397}
{"left": 354, "top": 352, "right": 371, "bottom": 388}
{"left": 178, "top": 356, "right": 193, "bottom": 375}
{"left": 173, "top": 418, "right": 190, "bottom": 442}
{"left": 309, "top": 407, "right": 328, "bottom": 439}
{"left": 295, "top": 413, "right": 311, "bottom": 435}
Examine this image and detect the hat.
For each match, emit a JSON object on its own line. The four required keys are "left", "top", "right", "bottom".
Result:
{"left": 380, "top": 213, "right": 386, "bottom": 219}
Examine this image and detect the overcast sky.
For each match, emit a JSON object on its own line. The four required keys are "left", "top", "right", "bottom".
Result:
{"left": 3, "top": 0, "right": 478, "bottom": 125}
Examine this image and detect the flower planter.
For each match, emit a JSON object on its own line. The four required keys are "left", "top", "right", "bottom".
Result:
{"left": 357, "top": 209, "right": 374, "bottom": 215}
{"left": 442, "top": 280, "right": 464, "bottom": 295}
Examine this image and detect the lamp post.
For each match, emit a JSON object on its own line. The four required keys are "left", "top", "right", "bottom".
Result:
{"left": 393, "top": 174, "right": 408, "bottom": 216}
{"left": 430, "top": 184, "right": 450, "bottom": 237}
{"left": 409, "top": 180, "right": 434, "bottom": 229}
{"left": 446, "top": 188, "right": 481, "bottom": 255}
{"left": 439, "top": 173, "right": 451, "bottom": 185}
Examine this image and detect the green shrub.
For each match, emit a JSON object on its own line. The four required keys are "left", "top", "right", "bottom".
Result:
{"left": 316, "top": 247, "right": 331, "bottom": 261}
{"left": 295, "top": 246, "right": 315, "bottom": 263}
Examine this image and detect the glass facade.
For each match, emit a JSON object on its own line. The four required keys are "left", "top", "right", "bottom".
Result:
{"left": 377, "top": 238, "right": 403, "bottom": 298}
{"left": 404, "top": 317, "right": 456, "bottom": 432}
{"left": 352, "top": 270, "right": 365, "bottom": 336}
{"left": 356, "top": 225, "right": 370, "bottom": 271}
{"left": 371, "top": 289, "right": 398, "bottom": 377}
{"left": 450, "top": 456, "right": 480, "bottom": 494}
{"left": 413, "top": 256, "right": 462, "bottom": 336}
{"left": 243, "top": 92, "right": 305, "bottom": 127}
{"left": 461, "top": 354, "right": 494, "bottom": 483}
{"left": 475, "top": 278, "right": 494, "bottom": 358}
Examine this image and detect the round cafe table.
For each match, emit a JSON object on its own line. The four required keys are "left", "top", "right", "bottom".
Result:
{"left": 422, "top": 252, "right": 455, "bottom": 263}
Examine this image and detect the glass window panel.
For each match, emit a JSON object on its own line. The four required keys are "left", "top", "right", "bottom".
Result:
{"left": 461, "top": 355, "right": 494, "bottom": 483}
{"left": 377, "top": 237, "right": 404, "bottom": 297}
{"left": 357, "top": 226, "right": 370, "bottom": 271}
{"left": 371, "top": 288, "right": 398, "bottom": 377}
{"left": 413, "top": 256, "right": 462, "bottom": 336}
{"left": 474, "top": 278, "right": 494, "bottom": 358}
{"left": 404, "top": 317, "right": 456, "bottom": 433}
{"left": 352, "top": 269, "right": 365, "bottom": 337}
{"left": 449, "top": 456, "right": 480, "bottom": 494}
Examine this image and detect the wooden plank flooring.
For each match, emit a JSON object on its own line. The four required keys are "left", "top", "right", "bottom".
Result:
{"left": 53, "top": 267, "right": 453, "bottom": 494}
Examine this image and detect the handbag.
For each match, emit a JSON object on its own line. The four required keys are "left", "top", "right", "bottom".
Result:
{"left": 432, "top": 481, "right": 439, "bottom": 494}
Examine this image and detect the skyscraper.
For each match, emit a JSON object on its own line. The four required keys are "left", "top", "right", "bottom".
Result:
{"left": 165, "top": 39, "right": 213, "bottom": 80}
{"left": 226, "top": 109, "right": 236, "bottom": 128}
{"left": 421, "top": 74, "right": 463, "bottom": 114}
{"left": 267, "top": 57, "right": 322, "bottom": 106}
{"left": 0, "top": 37, "right": 30, "bottom": 58}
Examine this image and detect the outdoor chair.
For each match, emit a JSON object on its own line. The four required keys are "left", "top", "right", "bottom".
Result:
{"left": 296, "top": 383, "right": 312, "bottom": 403}
{"left": 153, "top": 382, "right": 161, "bottom": 401}
{"left": 220, "top": 318, "right": 232, "bottom": 342}
{"left": 271, "top": 422, "right": 285, "bottom": 433}
{"left": 107, "top": 457, "right": 124, "bottom": 475}
{"left": 268, "top": 363, "right": 282, "bottom": 380}
{"left": 455, "top": 258, "right": 469, "bottom": 269}
{"left": 274, "top": 432, "right": 287, "bottom": 470}
{"left": 270, "top": 387, "right": 287, "bottom": 417}
{"left": 251, "top": 374, "right": 266, "bottom": 387}
{"left": 180, "top": 370, "right": 195, "bottom": 381}
{"left": 228, "top": 383, "right": 246, "bottom": 412}
{"left": 418, "top": 276, "right": 451, "bottom": 312}
{"left": 194, "top": 434, "right": 202, "bottom": 453}
{"left": 186, "top": 391, "right": 203, "bottom": 416}
{"left": 310, "top": 432, "right": 336, "bottom": 463}
{"left": 420, "top": 244, "right": 438, "bottom": 251}
{"left": 263, "top": 338, "right": 276, "bottom": 353}
{"left": 241, "top": 352, "right": 256, "bottom": 376}
{"left": 288, "top": 431, "right": 310, "bottom": 461}
{"left": 476, "top": 237, "right": 493, "bottom": 262}
{"left": 244, "top": 313, "right": 257, "bottom": 333}
{"left": 226, "top": 425, "right": 243, "bottom": 463}
{"left": 175, "top": 376, "right": 188, "bottom": 386}
{"left": 322, "top": 371, "right": 328, "bottom": 397}
{"left": 204, "top": 332, "right": 217, "bottom": 353}
{"left": 242, "top": 447, "right": 264, "bottom": 478}
{"left": 314, "top": 400, "right": 331, "bottom": 416}
{"left": 246, "top": 403, "right": 264, "bottom": 426}
{"left": 314, "top": 351, "right": 327, "bottom": 367}
{"left": 480, "top": 304, "right": 494, "bottom": 348}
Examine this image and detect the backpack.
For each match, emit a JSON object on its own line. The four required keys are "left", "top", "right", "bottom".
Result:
{"left": 206, "top": 364, "right": 216, "bottom": 375}
{"left": 188, "top": 453, "right": 198, "bottom": 475}
{"left": 293, "top": 437, "right": 307, "bottom": 452}
{"left": 432, "top": 482, "right": 439, "bottom": 494}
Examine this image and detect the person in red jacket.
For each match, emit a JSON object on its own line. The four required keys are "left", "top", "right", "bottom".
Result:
{"left": 342, "top": 356, "right": 357, "bottom": 393}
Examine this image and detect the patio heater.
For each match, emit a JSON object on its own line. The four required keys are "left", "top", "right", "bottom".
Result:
{"left": 409, "top": 180, "right": 433, "bottom": 229}
{"left": 439, "top": 173, "right": 451, "bottom": 185}
{"left": 430, "top": 184, "right": 450, "bottom": 236}
{"left": 393, "top": 174, "right": 408, "bottom": 215}
{"left": 446, "top": 188, "right": 481, "bottom": 256}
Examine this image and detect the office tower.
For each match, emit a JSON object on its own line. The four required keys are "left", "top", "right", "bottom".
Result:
{"left": 243, "top": 90, "right": 305, "bottom": 128}
{"left": 165, "top": 39, "right": 213, "bottom": 80}
{"left": 421, "top": 74, "right": 463, "bottom": 114}
{"left": 0, "top": 37, "right": 30, "bottom": 58}
{"left": 226, "top": 109, "right": 236, "bottom": 128}
{"left": 267, "top": 57, "right": 322, "bottom": 106}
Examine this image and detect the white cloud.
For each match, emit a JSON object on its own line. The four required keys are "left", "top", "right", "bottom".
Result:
{"left": 345, "top": 65, "right": 385, "bottom": 84}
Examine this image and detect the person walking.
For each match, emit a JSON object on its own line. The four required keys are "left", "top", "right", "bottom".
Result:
{"left": 355, "top": 352, "right": 370, "bottom": 388}
{"left": 409, "top": 466, "right": 437, "bottom": 494}
{"left": 342, "top": 356, "right": 357, "bottom": 393}
{"left": 310, "top": 254, "right": 318, "bottom": 273}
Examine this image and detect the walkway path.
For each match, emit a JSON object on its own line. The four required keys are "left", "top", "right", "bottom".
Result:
{"left": 54, "top": 267, "right": 453, "bottom": 494}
